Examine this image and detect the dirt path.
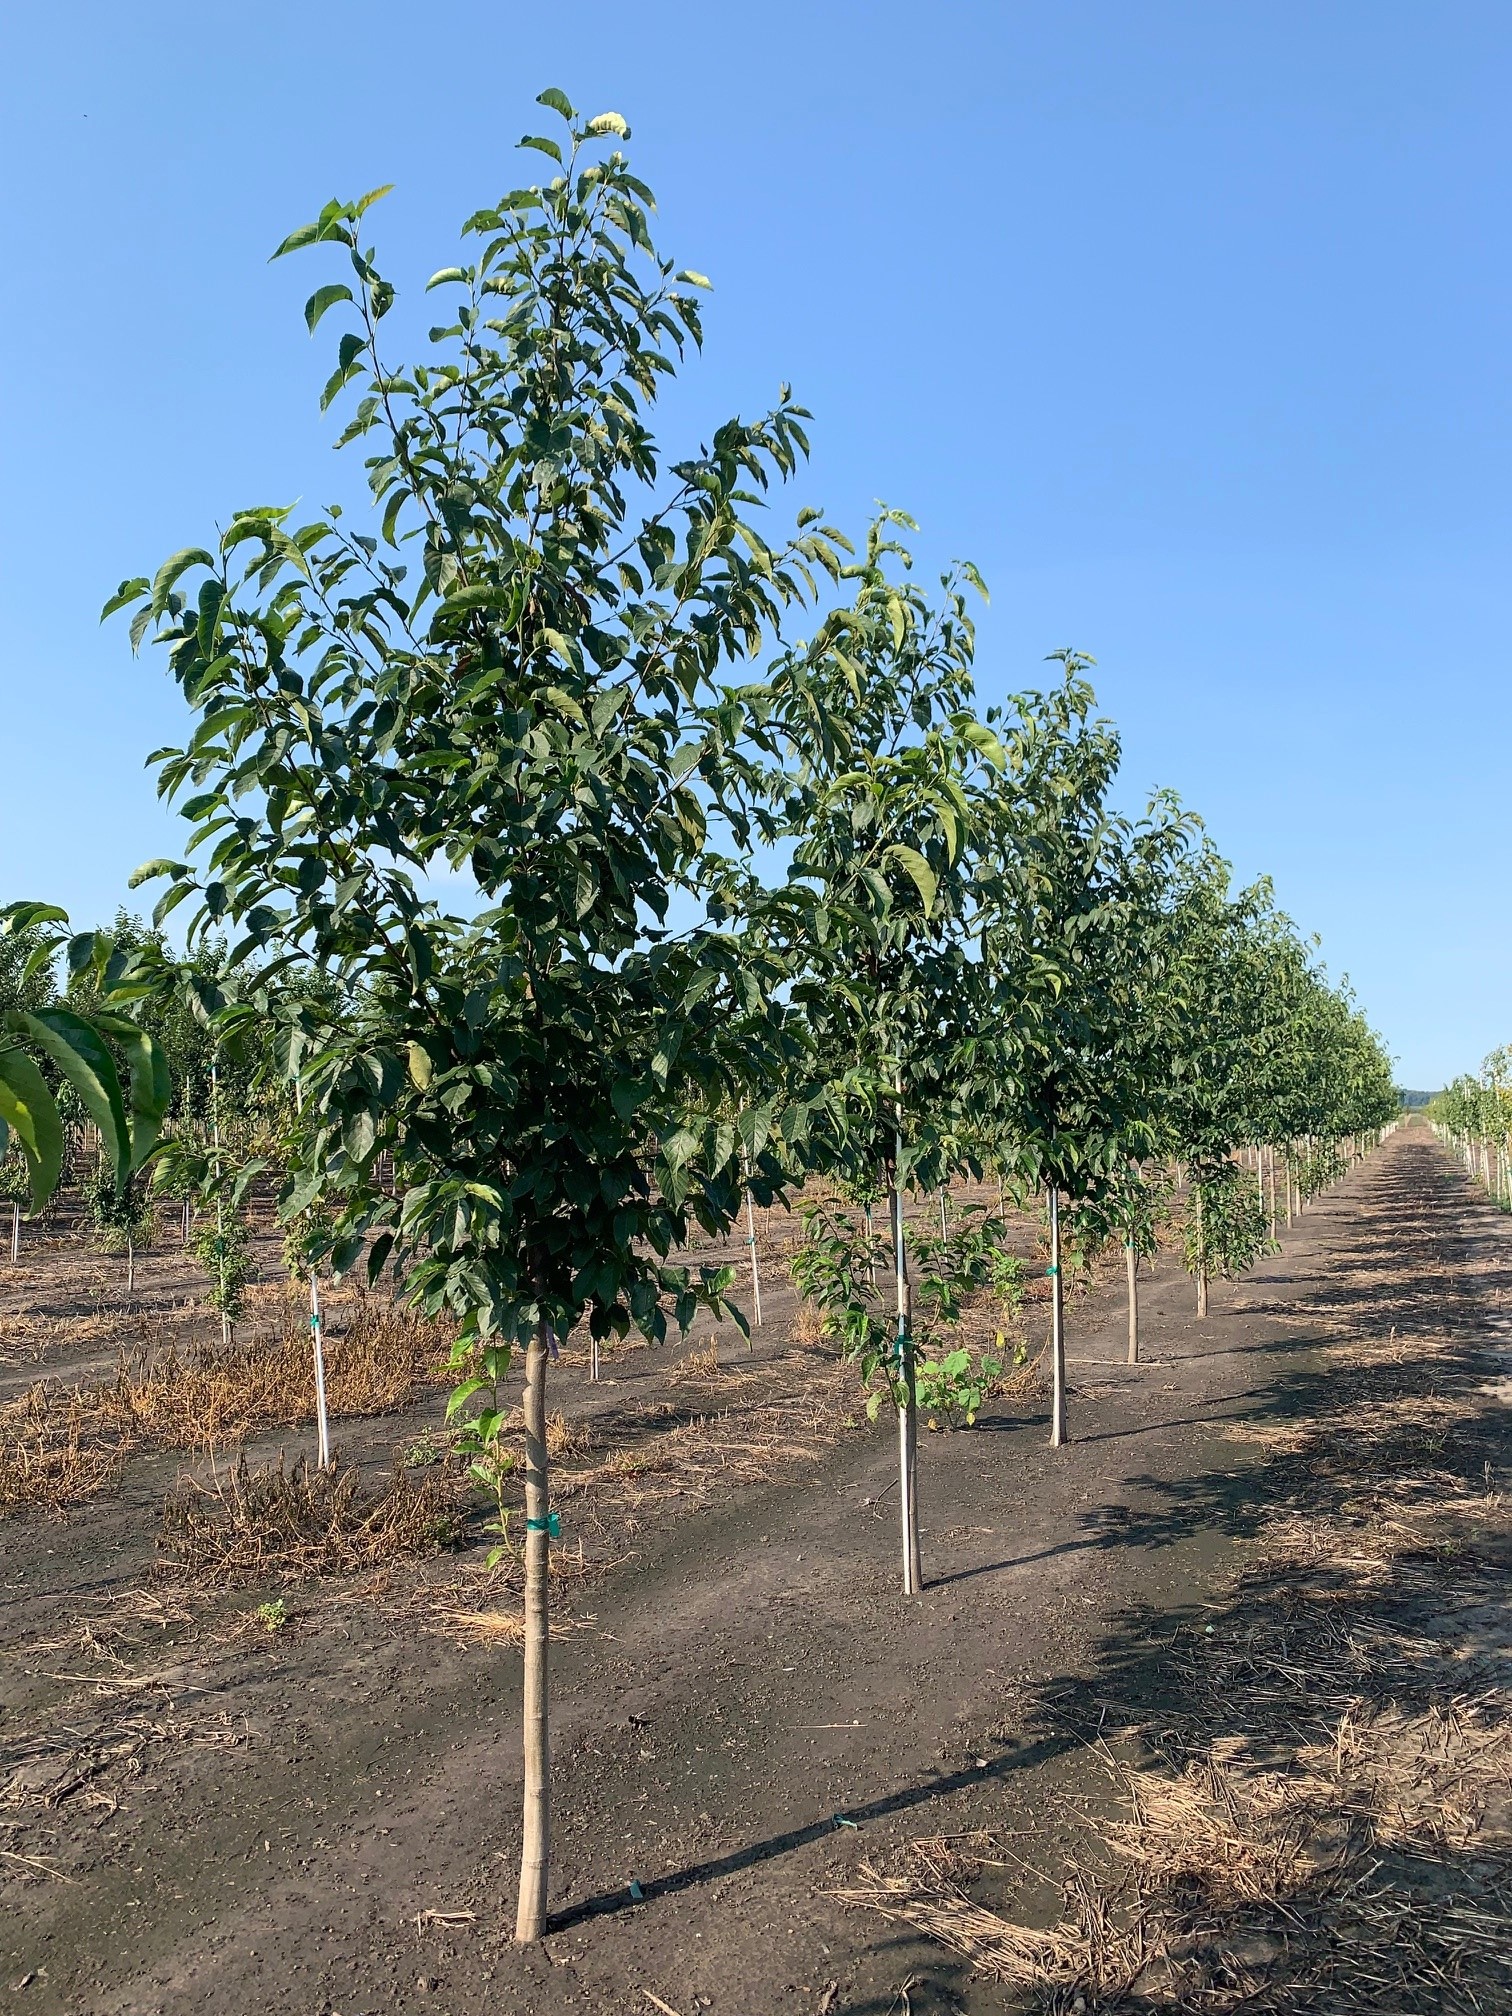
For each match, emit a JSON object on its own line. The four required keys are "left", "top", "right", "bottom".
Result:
{"left": 4, "top": 1125, "right": 1506, "bottom": 2014}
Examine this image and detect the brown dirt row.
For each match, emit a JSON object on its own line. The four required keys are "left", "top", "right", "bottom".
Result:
{"left": 4, "top": 1126, "right": 1494, "bottom": 2014}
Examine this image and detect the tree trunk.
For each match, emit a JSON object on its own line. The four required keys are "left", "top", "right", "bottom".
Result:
{"left": 310, "top": 1269, "right": 331, "bottom": 1469}
{"left": 745, "top": 1185, "right": 763, "bottom": 1331}
{"left": 1194, "top": 1181, "right": 1209, "bottom": 1317}
{"left": 1048, "top": 1186, "right": 1067, "bottom": 1445}
{"left": 938, "top": 1186, "right": 948, "bottom": 1239}
{"left": 515, "top": 1318, "right": 553, "bottom": 1943}
{"left": 890, "top": 1173, "right": 921, "bottom": 1595}
{"left": 1126, "top": 1240, "right": 1139, "bottom": 1365}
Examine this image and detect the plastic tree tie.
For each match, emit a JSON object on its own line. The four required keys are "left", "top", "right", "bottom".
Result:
{"left": 525, "top": 1512, "right": 562, "bottom": 1537}
{"left": 1045, "top": 1264, "right": 1059, "bottom": 1276}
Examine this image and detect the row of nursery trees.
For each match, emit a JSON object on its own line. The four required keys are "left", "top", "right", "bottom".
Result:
{"left": 1, "top": 93, "right": 1397, "bottom": 1942}
{"left": 1433, "top": 1055, "right": 1512, "bottom": 1208}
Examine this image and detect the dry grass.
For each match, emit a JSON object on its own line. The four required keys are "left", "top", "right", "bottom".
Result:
{"left": 793, "top": 1301, "right": 827, "bottom": 1346}
{"left": 0, "top": 1385, "right": 130, "bottom": 1513}
{"left": 675, "top": 1339, "right": 721, "bottom": 1379}
{"left": 156, "top": 1453, "right": 465, "bottom": 1582}
{"left": 428, "top": 1606, "right": 590, "bottom": 1648}
{"left": 839, "top": 1190, "right": 1512, "bottom": 2012}
{"left": 1, "top": 1298, "right": 452, "bottom": 1519}
{"left": 109, "top": 1298, "right": 449, "bottom": 1451}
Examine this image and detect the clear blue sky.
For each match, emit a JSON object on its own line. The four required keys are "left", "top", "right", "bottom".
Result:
{"left": 3, "top": 2, "right": 1508, "bottom": 1088}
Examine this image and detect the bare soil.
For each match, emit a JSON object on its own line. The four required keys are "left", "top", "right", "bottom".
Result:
{"left": 1, "top": 1126, "right": 1506, "bottom": 2014}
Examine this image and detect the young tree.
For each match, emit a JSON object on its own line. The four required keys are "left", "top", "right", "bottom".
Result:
{"left": 112, "top": 96, "right": 842, "bottom": 1942}
{"left": 768, "top": 512, "right": 998, "bottom": 1592}
{"left": 975, "top": 665, "right": 1193, "bottom": 1440}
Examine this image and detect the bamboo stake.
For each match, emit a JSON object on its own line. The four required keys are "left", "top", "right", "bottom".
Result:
{"left": 1125, "top": 1239, "right": 1139, "bottom": 1366}
{"left": 1048, "top": 1186, "right": 1067, "bottom": 1445}
{"left": 9, "top": 1201, "right": 18, "bottom": 1264}
{"left": 515, "top": 1316, "right": 553, "bottom": 1942}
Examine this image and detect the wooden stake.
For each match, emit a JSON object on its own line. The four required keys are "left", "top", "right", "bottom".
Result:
{"left": 1126, "top": 1240, "right": 1139, "bottom": 1365}
{"left": 515, "top": 1318, "right": 553, "bottom": 1943}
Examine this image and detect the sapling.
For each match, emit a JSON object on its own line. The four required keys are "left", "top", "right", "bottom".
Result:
{"left": 975, "top": 669, "right": 1195, "bottom": 1442}
{"left": 83, "top": 1160, "right": 156, "bottom": 1294}
{"left": 118, "top": 97, "right": 842, "bottom": 1943}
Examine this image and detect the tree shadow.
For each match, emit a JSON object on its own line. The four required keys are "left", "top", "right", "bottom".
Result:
{"left": 550, "top": 1137, "right": 1512, "bottom": 1980}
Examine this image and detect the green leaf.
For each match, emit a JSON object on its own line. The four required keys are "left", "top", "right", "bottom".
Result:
{"left": 128, "top": 858, "right": 185, "bottom": 890}
{"left": 535, "top": 86, "right": 577, "bottom": 121}
{"left": 0, "top": 1044, "right": 62, "bottom": 1211}
{"left": 426, "top": 267, "right": 469, "bottom": 291}
{"left": 519, "top": 134, "right": 563, "bottom": 163}
{"left": 93, "top": 1015, "right": 172, "bottom": 1167}
{"left": 886, "top": 844, "right": 937, "bottom": 915}
{"left": 12, "top": 1009, "right": 132, "bottom": 1190}
{"left": 676, "top": 269, "right": 712, "bottom": 290}
{"left": 305, "top": 283, "right": 354, "bottom": 333}
{"left": 150, "top": 547, "right": 215, "bottom": 616}
{"left": 100, "top": 577, "right": 150, "bottom": 621}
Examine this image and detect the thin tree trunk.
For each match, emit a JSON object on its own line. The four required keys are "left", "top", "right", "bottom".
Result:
{"left": 890, "top": 1166, "right": 921, "bottom": 1595}
{"left": 212, "top": 1059, "right": 231, "bottom": 1347}
{"left": 938, "top": 1186, "right": 948, "bottom": 1239}
{"left": 745, "top": 1185, "right": 762, "bottom": 1330}
{"left": 1195, "top": 1180, "right": 1209, "bottom": 1317}
{"left": 515, "top": 1317, "right": 553, "bottom": 1943}
{"left": 1048, "top": 1186, "right": 1067, "bottom": 1445}
{"left": 311, "top": 1268, "right": 331, "bottom": 1468}
{"left": 1126, "top": 1239, "right": 1139, "bottom": 1365}
{"left": 10, "top": 1202, "right": 18, "bottom": 1264}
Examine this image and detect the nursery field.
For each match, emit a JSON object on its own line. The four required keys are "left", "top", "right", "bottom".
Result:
{"left": 2, "top": 1120, "right": 1506, "bottom": 2015}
